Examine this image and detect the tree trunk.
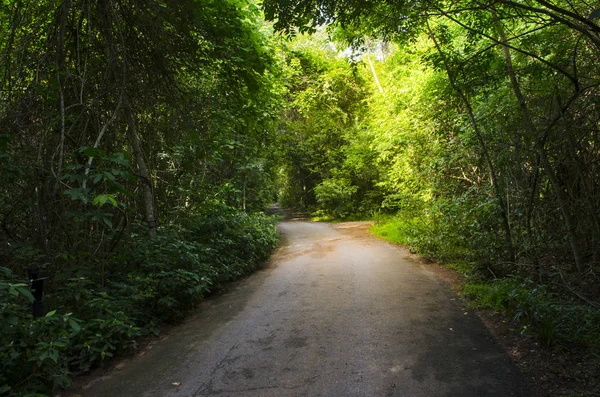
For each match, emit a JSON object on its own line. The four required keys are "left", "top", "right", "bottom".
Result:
{"left": 365, "top": 37, "right": 383, "bottom": 94}
{"left": 242, "top": 172, "right": 247, "bottom": 212}
{"left": 97, "top": 2, "right": 157, "bottom": 237}
{"left": 54, "top": 0, "right": 70, "bottom": 195}
{"left": 493, "top": 13, "right": 584, "bottom": 272}
{"left": 123, "top": 95, "right": 157, "bottom": 237}
{"left": 426, "top": 23, "right": 516, "bottom": 264}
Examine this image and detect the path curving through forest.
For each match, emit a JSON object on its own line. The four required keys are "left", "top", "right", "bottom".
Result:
{"left": 70, "top": 219, "right": 528, "bottom": 396}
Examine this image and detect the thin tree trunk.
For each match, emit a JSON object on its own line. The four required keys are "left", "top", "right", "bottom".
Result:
{"left": 365, "top": 38, "right": 383, "bottom": 93}
{"left": 493, "top": 13, "right": 584, "bottom": 272}
{"left": 426, "top": 22, "right": 516, "bottom": 264}
{"left": 123, "top": 95, "right": 157, "bottom": 237}
{"left": 54, "top": 0, "right": 69, "bottom": 195}
{"left": 82, "top": 91, "right": 123, "bottom": 189}
{"left": 242, "top": 172, "right": 247, "bottom": 212}
{"left": 1, "top": 1, "right": 22, "bottom": 99}
{"left": 98, "top": 3, "right": 157, "bottom": 237}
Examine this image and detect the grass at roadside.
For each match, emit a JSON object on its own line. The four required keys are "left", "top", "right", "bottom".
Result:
{"left": 370, "top": 214, "right": 600, "bottom": 396}
{"left": 370, "top": 215, "right": 600, "bottom": 350}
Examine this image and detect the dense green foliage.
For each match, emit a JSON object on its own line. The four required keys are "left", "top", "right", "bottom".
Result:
{"left": 0, "top": 209, "right": 279, "bottom": 395}
{"left": 462, "top": 279, "right": 600, "bottom": 348}
{"left": 265, "top": 0, "right": 600, "bottom": 357}
{"left": 267, "top": 0, "right": 600, "bottom": 272}
{"left": 2, "top": 0, "right": 600, "bottom": 394}
{"left": 276, "top": 32, "right": 383, "bottom": 217}
{"left": 0, "top": 1, "right": 281, "bottom": 395}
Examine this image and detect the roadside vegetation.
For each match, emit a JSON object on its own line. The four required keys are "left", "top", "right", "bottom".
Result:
{"left": 266, "top": 0, "right": 600, "bottom": 394}
{"left": 372, "top": 216, "right": 600, "bottom": 349}
{"left": 1, "top": 209, "right": 278, "bottom": 395}
{"left": 2, "top": 0, "right": 600, "bottom": 395}
{"left": 0, "top": 1, "right": 281, "bottom": 395}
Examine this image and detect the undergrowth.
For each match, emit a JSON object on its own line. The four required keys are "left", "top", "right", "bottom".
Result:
{"left": 0, "top": 207, "right": 279, "bottom": 396}
{"left": 462, "top": 280, "right": 600, "bottom": 348}
{"left": 371, "top": 213, "right": 600, "bottom": 352}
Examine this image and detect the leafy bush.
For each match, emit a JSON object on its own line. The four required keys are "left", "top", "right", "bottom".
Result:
{"left": 1, "top": 268, "right": 76, "bottom": 395}
{"left": 0, "top": 268, "right": 141, "bottom": 396}
{"left": 0, "top": 208, "right": 279, "bottom": 396}
{"left": 371, "top": 209, "right": 461, "bottom": 261}
{"left": 372, "top": 191, "right": 510, "bottom": 267}
{"left": 463, "top": 279, "right": 600, "bottom": 348}
{"left": 373, "top": 213, "right": 600, "bottom": 350}
{"left": 314, "top": 178, "right": 359, "bottom": 218}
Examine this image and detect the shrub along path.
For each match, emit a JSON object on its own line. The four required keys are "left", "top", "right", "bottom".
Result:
{"left": 66, "top": 220, "right": 528, "bottom": 396}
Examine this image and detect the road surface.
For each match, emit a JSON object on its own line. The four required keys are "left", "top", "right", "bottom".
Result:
{"left": 70, "top": 220, "right": 528, "bottom": 397}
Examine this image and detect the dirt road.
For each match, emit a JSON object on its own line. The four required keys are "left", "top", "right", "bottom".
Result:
{"left": 72, "top": 220, "right": 528, "bottom": 396}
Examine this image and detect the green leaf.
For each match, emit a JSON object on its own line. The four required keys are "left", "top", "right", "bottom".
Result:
{"left": 92, "top": 194, "right": 108, "bottom": 207}
{"left": 48, "top": 350, "right": 59, "bottom": 362}
{"left": 104, "top": 172, "right": 116, "bottom": 182}
{"left": 93, "top": 194, "right": 118, "bottom": 208}
{"left": 0, "top": 385, "right": 11, "bottom": 394}
{"left": 64, "top": 188, "right": 89, "bottom": 204}
{"left": 15, "top": 286, "right": 35, "bottom": 303}
{"left": 79, "top": 146, "right": 106, "bottom": 158}
{"left": 69, "top": 318, "right": 81, "bottom": 333}
{"left": 45, "top": 310, "right": 56, "bottom": 317}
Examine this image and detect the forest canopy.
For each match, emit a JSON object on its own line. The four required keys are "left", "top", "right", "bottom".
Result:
{"left": 267, "top": 0, "right": 600, "bottom": 272}
{"left": 1, "top": 0, "right": 600, "bottom": 395}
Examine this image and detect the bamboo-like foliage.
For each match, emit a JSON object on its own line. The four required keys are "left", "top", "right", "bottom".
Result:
{"left": 265, "top": 0, "right": 600, "bottom": 275}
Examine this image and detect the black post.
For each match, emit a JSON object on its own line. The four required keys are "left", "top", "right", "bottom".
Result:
{"left": 28, "top": 267, "right": 46, "bottom": 318}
